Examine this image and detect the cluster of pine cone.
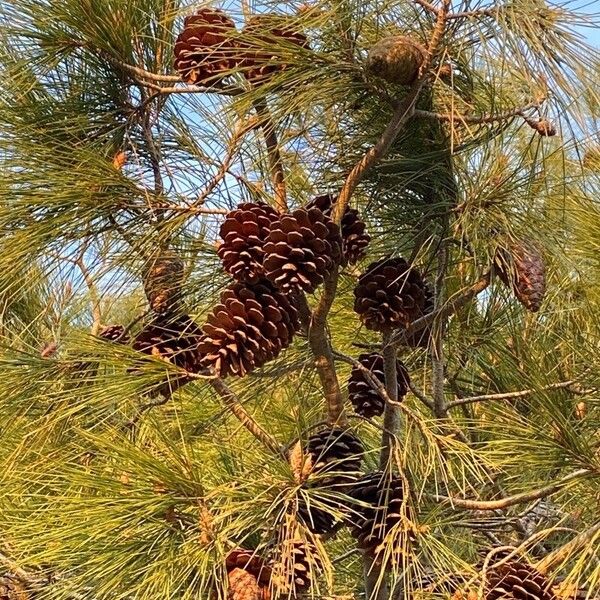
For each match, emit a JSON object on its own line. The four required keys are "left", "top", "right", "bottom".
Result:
{"left": 173, "top": 7, "right": 309, "bottom": 86}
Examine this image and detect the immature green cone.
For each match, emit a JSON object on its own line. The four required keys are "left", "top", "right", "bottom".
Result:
{"left": 495, "top": 240, "right": 546, "bottom": 312}
{"left": 143, "top": 252, "right": 185, "bottom": 314}
{"left": 366, "top": 36, "right": 426, "bottom": 85}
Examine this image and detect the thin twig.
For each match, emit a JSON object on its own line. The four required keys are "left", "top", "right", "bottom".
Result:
{"left": 408, "top": 380, "right": 435, "bottom": 410}
{"left": 414, "top": 101, "right": 542, "bottom": 125}
{"left": 447, "top": 380, "right": 582, "bottom": 408}
{"left": 253, "top": 98, "right": 288, "bottom": 213}
{"left": 209, "top": 378, "right": 284, "bottom": 456}
{"left": 74, "top": 253, "right": 102, "bottom": 336}
{"left": 431, "top": 238, "right": 449, "bottom": 418}
{"left": 379, "top": 329, "right": 400, "bottom": 469}
{"left": 432, "top": 469, "right": 592, "bottom": 510}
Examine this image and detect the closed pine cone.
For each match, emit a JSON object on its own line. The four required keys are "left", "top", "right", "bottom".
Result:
{"left": 98, "top": 324, "right": 129, "bottom": 344}
{"left": 347, "top": 472, "right": 406, "bottom": 553}
{"left": 226, "top": 548, "right": 272, "bottom": 587}
{"left": 173, "top": 8, "right": 237, "bottom": 85}
{"left": 142, "top": 252, "right": 184, "bottom": 314}
{"left": 263, "top": 207, "right": 342, "bottom": 294}
{"left": 307, "top": 194, "right": 371, "bottom": 265}
{"left": 240, "top": 14, "right": 308, "bottom": 84}
{"left": 485, "top": 558, "right": 557, "bottom": 600}
{"left": 366, "top": 36, "right": 426, "bottom": 85}
{"left": 197, "top": 280, "right": 299, "bottom": 377}
{"left": 495, "top": 240, "right": 546, "bottom": 312}
{"left": 217, "top": 202, "right": 279, "bottom": 283}
{"left": 131, "top": 314, "right": 203, "bottom": 397}
{"left": 348, "top": 353, "right": 410, "bottom": 418}
{"left": 227, "top": 568, "right": 267, "bottom": 600}
{"left": 353, "top": 257, "right": 427, "bottom": 331}
{"left": 0, "top": 577, "right": 28, "bottom": 600}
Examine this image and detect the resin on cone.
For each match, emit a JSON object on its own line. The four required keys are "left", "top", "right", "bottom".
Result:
{"left": 198, "top": 280, "right": 299, "bottom": 377}
{"left": 240, "top": 14, "right": 308, "bottom": 84}
{"left": 174, "top": 8, "right": 237, "bottom": 85}
{"left": 348, "top": 353, "right": 410, "bottom": 418}
{"left": 307, "top": 194, "right": 371, "bottom": 265}
{"left": 366, "top": 36, "right": 426, "bottom": 85}
{"left": 218, "top": 202, "right": 279, "bottom": 283}
{"left": 354, "top": 257, "right": 427, "bottom": 331}
{"left": 495, "top": 240, "right": 546, "bottom": 312}
{"left": 263, "top": 207, "right": 342, "bottom": 294}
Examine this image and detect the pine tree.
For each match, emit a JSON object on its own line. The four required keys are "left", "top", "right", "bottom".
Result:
{"left": 0, "top": 1, "right": 599, "bottom": 599}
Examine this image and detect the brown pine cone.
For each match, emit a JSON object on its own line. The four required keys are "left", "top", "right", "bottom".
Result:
{"left": 217, "top": 202, "right": 279, "bottom": 283}
{"left": 142, "top": 252, "right": 184, "bottom": 314}
{"left": 0, "top": 576, "right": 28, "bottom": 600}
{"left": 173, "top": 8, "right": 237, "bottom": 85}
{"left": 307, "top": 194, "right": 371, "bottom": 265}
{"left": 271, "top": 540, "right": 321, "bottom": 596}
{"left": 197, "top": 280, "right": 299, "bottom": 377}
{"left": 226, "top": 549, "right": 272, "bottom": 587}
{"left": 227, "top": 568, "right": 264, "bottom": 600}
{"left": 353, "top": 257, "right": 427, "bottom": 331}
{"left": 404, "top": 281, "right": 434, "bottom": 348}
{"left": 131, "top": 314, "right": 203, "bottom": 397}
{"left": 486, "top": 558, "right": 557, "bottom": 600}
{"left": 495, "top": 240, "right": 546, "bottom": 312}
{"left": 348, "top": 353, "right": 410, "bottom": 418}
{"left": 366, "top": 36, "right": 426, "bottom": 85}
{"left": 240, "top": 14, "right": 309, "bottom": 84}
{"left": 98, "top": 324, "right": 129, "bottom": 344}
{"left": 347, "top": 472, "right": 406, "bottom": 553}
{"left": 263, "top": 207, "right": 342, "bottom": 294}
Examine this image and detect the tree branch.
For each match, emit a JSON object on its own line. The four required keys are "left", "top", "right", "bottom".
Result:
{"left": 432, "top": 469, "right": 592, "bottom": 511}
{"left": 379, "top": 330, "right": 401, "bottom": 469}
{"left": 447, "top": 380, "right": 583, "bottom": 409}
{"left": 414, "top": 100, "right": 543, "bottom": 125}
{"left": 209, "top": 378, "right": 284, "bottom": 456}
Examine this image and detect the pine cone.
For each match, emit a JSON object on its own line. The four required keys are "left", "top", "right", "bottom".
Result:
{"left": 240, "top": 15, "right": 308, "bottom": 84}
{"left": 307, "top": 194, "right": 371, "bottom": 265}
{"left": 0, "top": 577, "right": 28, "bottom": 600}
{"left": 348, "top": 472, "right": 406, "bottom": 553}
{"left": 173, "top": 8, "right": 237, "bottom": 85}
{"left": 348, "top": 353, "right": 410, "bottom": 418}
{"left": 354, "top": 257, "right": 427, "bottom": 331}
{"left": 143, "top": 252, "right": 184, "bottom": 314}
{"left": 227, "top": 568, "right": 265, "bottom": 600}
{"left": 404, "top": 282, "right": 434, "bottom": 348}
{"left": 296, "top": 494, "right": 342, "bottom": 535}
{"left": 271, "top": 540, "right": 321, "bottom": 596}
{"left": 131, "top": 314, "right": 203, "bottom": 396}
{"left": 198, "top": 280, "right": 299, "bottom": 377}
{"left": 366, "top": 36, "right": 426, "bottom": 85}
{"left": 226, "top": 549, "right": 272, "bottom": 587}
{"left": 486, "top": 559, "right": 557, "bottom": 600}
{"left": 495, "top": 241, "right": 546, "bottom": 312}
{"left": 217, "top": 202, "right": 279, "bottom": 283}
{"left": 98, "top": 324, "right": 129, "bottom": 344}
{"left": 263, "top": 207, "right": 342, "bottom": 294}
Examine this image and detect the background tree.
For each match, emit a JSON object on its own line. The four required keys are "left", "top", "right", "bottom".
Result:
{"left": 0, "top": 0, "right": 598, "bottom": 599}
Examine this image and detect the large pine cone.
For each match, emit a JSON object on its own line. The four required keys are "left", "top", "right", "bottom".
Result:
{"left": 131, "top": 314, "right": 203, "bottom": 397}
{"left": 366, "top": 36, "right": 426, "bottom": 85}
{"left": 307, "top": 194, "right": 371, "bottom": 265}
{"left": 0, "top": 576, "right": 28, "bottom": 600}
{"left": 263, "top": 207, "right": 342, "bottom": 294}
{"left": 173, "top": 8, "right": 237, "bottom": 85}
{"left": 348, "top": 353, "right": 410, "bottom": 418}
{"left": 347, "top": 472, "right": 406, "bottom": 553}
{"left": 495, "top": 241, "right": 546, "bottom": 312}
{"left": 198, "top": 280, "right": 299, "bottom": 377}
{"left": 485, "top": 559, "right": 556, "bottom": 600}
{"left": 354, "top": 257, "right": 427, "bottom": 331}
{"left": 271, "top": 540, "right": 321, "bottom": 596}
{"left": 240, "top": 15, "right": 308, "bottom": 84}
{"left": 143, "top": 252, "right": 184, "bottom": 314}
{"left": 217, "top": 202, "right": 279, "bottom": 283}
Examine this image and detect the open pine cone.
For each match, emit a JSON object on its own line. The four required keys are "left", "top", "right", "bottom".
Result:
{"left": 218, "top": 202, "right": 279, "bottom": 283}
{"left": 485, "top": 558, "right": 557, "bottom": 600}
{"left": 197, "top": 280, "right": 299, "bottom": 377}
{"left": 131, "top": 314, "right": 203, "bottom": 397}
{"left": 307, "top": 194, "right": 371, "bottom": 265}
{"left": 495, "top": 240, "right": 546, "bottom": 312}
{"left": 263, "top": 207, "right": 342, "bottom": 294}
{"left": 240, "top": 14, "right": 308, "bottom": 84}
{"left": 226, "top": 548, "right": 271, "bottom": 600}
{"left": 348, "top": 353, "right": 410, "bottom": 418}
{"left": 143, "top": 252, "right": 184, "bottom": 314}
{"left": 271, "top": 539, "right": 321, "bottom": 596}
{"left": 0, "top": 576, "right": 29, "bottom": 600}
{"left": 347, "top": 471, "right": 406, "bottom": 554}
{"left": 173, "top": 8, "right": 237, "bottom": 85}
{"left": 98, "top": 324, "right": 129, "bottom": 344}
{"left": 354, "top": 257, "right": 427, "bottom": 331}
